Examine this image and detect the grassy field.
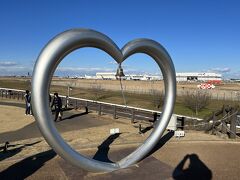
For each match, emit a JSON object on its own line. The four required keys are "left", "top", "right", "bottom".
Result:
{"left": 1, "top": 77, "right": 240, "bottom": 119}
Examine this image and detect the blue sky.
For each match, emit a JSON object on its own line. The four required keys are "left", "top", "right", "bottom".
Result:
{"left": 0, "top": 0, "right": 239, "bottom": 78}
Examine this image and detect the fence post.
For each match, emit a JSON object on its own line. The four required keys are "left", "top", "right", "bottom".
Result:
{"left": 153, "top": 112, "right": 158, "bottom": 122}
{"left": 131, "top": 109, "right": 135, "bottom": 123}
{"left": 85, "top": 106, "right": 88, "bottom": 114}
{"left": 98, "top": 103, "right": 101, "bottom": 115}
{"left": 230, "top": 109, "right": 237, "bottom": 139}
{"left": 75, "top": 99, "right": 78, "bottom": 109}
{"left": 66, "top": 96, "right": 69, "bottom": 108}
{"left": 113, "top": 106, "right": 117, "bottom": 119}
{"left": 139, "top": 124, "right": 142, "bottom": 134}
{"left": 21, "top": 92, "right": 24, "bottom": 100}
{"left": 61, "top": 97, "right": 63, "bottom": 106}
{"left": 221, "top": 105, "right": 227, "bottom": 134}
{"left": 212, "top": 112, "right": 216, "bottom": 134}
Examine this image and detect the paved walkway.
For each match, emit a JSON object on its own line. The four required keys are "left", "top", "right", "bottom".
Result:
{"left": 0, "top": 140, "right": 177, "bottom": 180}
{"left": 1, "top": 137, "right": 240, "bottom": 179}
{"left": 0, "top": 101, "right": 111, "bottom": 143}
{"left": 1, "top": 100, "right": 240, "bottom": 179}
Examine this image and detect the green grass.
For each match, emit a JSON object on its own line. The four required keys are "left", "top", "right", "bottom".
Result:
{"left": 39, "top": 85, "right": 240, "bottom": 119}
{"left": 1, "top": 78, "right": 239, "bottom": 119}
{"left": 0, "top": 79, "right": 31, "bottom": 90}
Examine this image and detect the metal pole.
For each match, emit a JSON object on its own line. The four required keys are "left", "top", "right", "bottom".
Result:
{"left": 68, "top": 85, "right": 70, "bottom": 97}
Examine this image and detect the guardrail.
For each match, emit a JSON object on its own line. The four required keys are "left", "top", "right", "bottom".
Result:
{"left": 0, "top": 87, "right": 202, "bottom": 124}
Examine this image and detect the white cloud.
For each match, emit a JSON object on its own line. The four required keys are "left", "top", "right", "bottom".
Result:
{"left": 108, "top": 61, "right": 117, "bottom": 65}
{"left": 0, "top": 61, "right": 33, "bottom": 76}
{"left": 0, "top": 61, "right": 18, "bottom": 67}
{"left": 0, "top": 66, "right": 33, "bottom": 76}
{"left": 210, "top": 67, "right": 231, "bottom": 73}
{"left": 224, "top": 71, "right": 240, "bottom": 79}
{"left": 56, "top": 67, "right": 114, "bottom": 72}
{"left": 0, "top": 63, "right": 160, "bottom": 77}
{"left": 55, "top": 66, "right": 149, "bottom": 76}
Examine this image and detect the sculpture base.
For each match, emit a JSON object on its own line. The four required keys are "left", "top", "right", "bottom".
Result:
{"left": 58, "top": 147, "right": 175, "bottom": 179}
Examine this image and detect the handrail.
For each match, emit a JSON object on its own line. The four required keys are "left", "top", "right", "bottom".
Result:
{"left": 0, "top": 87, "right": 203, "bottom": 120}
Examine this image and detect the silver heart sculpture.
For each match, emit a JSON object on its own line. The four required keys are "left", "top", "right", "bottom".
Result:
{"left": 31, "top": 29, "right": 176, "bottom": 172}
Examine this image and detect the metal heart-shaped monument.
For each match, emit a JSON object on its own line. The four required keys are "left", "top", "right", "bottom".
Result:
{"left": 31, "top": 29, "right": 176, "bottom": 172}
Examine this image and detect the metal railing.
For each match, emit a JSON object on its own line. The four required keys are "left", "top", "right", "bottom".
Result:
{"left": 0, "top": 87, "right": 202, "bottom": 123}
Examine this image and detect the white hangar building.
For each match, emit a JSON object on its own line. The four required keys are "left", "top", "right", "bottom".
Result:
{"left": 95, "top": 72, "right": 163, "bottom": 81}
{"left": 96, "top": 72, "right": 116, "bottom": 80}
{"left": 176, "top": 72, "right": 222, "bottom": 82}
{"left": 95, "top": 72, "right": 222, "bottom": 82}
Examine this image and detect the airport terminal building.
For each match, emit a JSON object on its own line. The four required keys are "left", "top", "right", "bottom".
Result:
{"left": 96, "top": 72, "right": 163, "bottom": 81}
{"left": 94, "top": 72, "right": 222, "bottom": 82}
{"left": 176, "top": 72, "right": 222, "bottom": 82}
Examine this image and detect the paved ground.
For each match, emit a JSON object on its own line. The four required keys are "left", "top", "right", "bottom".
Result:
{"left": 0, "top": 146, "right": 176, "bottom": 180}
{"left": 0, "top": 100, "right": 240, "bottom": 179}
{"left": 0, "top": 101, "right": 111, "bottom": 143}
{"left": 0, "top": 135, "right": 240, "bottom": 180}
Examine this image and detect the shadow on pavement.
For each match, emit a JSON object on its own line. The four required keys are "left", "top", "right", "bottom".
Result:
{"left": 0, "top": 149, "right": 56, "bottom": 179}
{"left": 0, "top": 101, "right": 25, "bottom": 109}
{"left": 172, "top": 154, "right": 212, "bottom": 180}
{"left": 142, "top": 130, "right": 174, "bottom": 160}
{"left": 60, "top": 111, "right": 88, "bottom": 121}
{"left": 0, "top": 122, "right": 40, "bottom": 143}
{"left": 140, "top": 126, "right": 153, "bottom": 134}
{"left": 93, "top": 133, "right": 121, "bottom": 163}
{"left": 51, "top": 107, "right": 74, "bottom": 113}
{"left": 0, "top": 109, "right": 110, "bottom": 143}
{"left": 0, "top": 141, "right": 41, "bottom": 162}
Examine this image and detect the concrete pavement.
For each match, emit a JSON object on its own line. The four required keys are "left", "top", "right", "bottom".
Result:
{"left": 0, "top": 101, "right": 111, "bottom": 143}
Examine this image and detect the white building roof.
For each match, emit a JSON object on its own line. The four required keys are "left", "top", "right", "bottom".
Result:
{"left": 176, "top": 72, "right": 222, "bottom": 77}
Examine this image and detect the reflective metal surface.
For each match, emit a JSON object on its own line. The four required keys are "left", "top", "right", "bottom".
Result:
{"left": 31, "top": 29, "right": 176, "bottom": 172}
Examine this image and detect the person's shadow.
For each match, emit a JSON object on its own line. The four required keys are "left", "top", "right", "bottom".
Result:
{"left": 0, "top": 141, "right": 41, "bottom": 161}
{"left": 173, "top": 154, "right": 212, "bottom": 180}
{"left": 92, "top": 133, "right": 121, "bottom": 163}
{"left": 0, "top": 149, "right": 56, "bottom": 179}
{"left": 60, "top": 111, "right": 88, "bottom": 121}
